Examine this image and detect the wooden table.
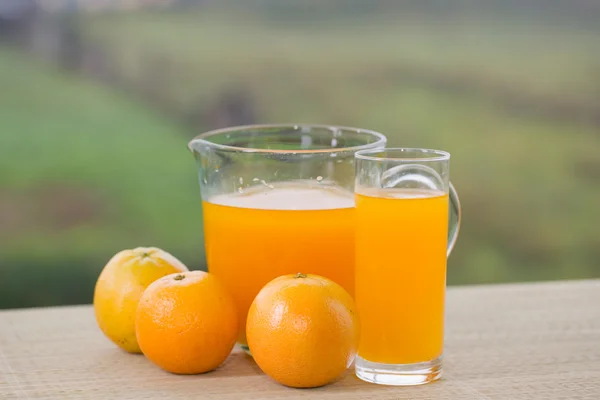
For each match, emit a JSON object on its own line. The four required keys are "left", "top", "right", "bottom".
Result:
{"left": 1, "top": 280, "right": 599, "bottom": 399}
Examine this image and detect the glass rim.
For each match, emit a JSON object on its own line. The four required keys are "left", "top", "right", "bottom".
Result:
{"left": 188, "top": 123, "right": 387, "bottom": 154}
{"left": 355, "top": 147, "right": 451, "bottom": 162}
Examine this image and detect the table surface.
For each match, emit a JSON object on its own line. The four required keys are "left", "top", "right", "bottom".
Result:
{"left": 1, "top": 280, "right": 599, "bottom": 399}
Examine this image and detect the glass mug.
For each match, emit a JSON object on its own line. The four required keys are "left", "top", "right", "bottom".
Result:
{"left": 188, "top": 124, "right": 386, "bottom": 350}
{"left": 354, "top": 148, "right": 461, "bottom": 386}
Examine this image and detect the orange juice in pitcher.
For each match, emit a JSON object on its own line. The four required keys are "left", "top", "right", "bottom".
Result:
{"left": 203, "top": 182, "right": 355, "bottom": 345}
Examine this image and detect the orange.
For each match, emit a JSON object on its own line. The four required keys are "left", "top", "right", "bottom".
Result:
{"left": 94, "top": 247, "right": 188, "bottom": 353}
{"left": 246, "top": 273, "right": 360, "bottom": 388}
{"left": 135, "top": 270, "right": 238, "bottom": 374}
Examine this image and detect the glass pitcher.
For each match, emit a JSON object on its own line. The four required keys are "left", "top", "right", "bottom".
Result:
{"left": 188, "top": 124, "right": 386, "bottom": 349}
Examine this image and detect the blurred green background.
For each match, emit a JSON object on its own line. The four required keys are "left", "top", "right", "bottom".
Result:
{"left": 1, "top": 0, "right": 599, "bottom": 309}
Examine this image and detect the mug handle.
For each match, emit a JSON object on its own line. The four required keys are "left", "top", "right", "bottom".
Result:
{"left": 447, "top": 182, "right": 461, "bottom": 257}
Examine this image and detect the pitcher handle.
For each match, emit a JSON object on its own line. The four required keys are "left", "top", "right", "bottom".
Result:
{"left": 447, "top": 182, "right": 461, "bottom": 257}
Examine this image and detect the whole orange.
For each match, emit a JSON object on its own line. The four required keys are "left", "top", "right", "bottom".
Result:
{"left": 135, "top": 271, "right": 238, "bottom": 374}
{"left": 94, "top": 247, "right": 188, "bottom": 353}
{"left": 246, "top": 273, "right": 360, "bottom": 388}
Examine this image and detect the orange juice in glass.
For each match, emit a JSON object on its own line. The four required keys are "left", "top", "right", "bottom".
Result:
{"left": 188, "top": 124, "right": 386, "bottom": 350}
{"left": 354, "top": 148, "right": 461, "bottom": 386}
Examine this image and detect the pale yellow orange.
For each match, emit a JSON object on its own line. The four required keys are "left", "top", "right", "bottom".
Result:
{"left": 93, "top": 247, "right": 188, "bottom": 353}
